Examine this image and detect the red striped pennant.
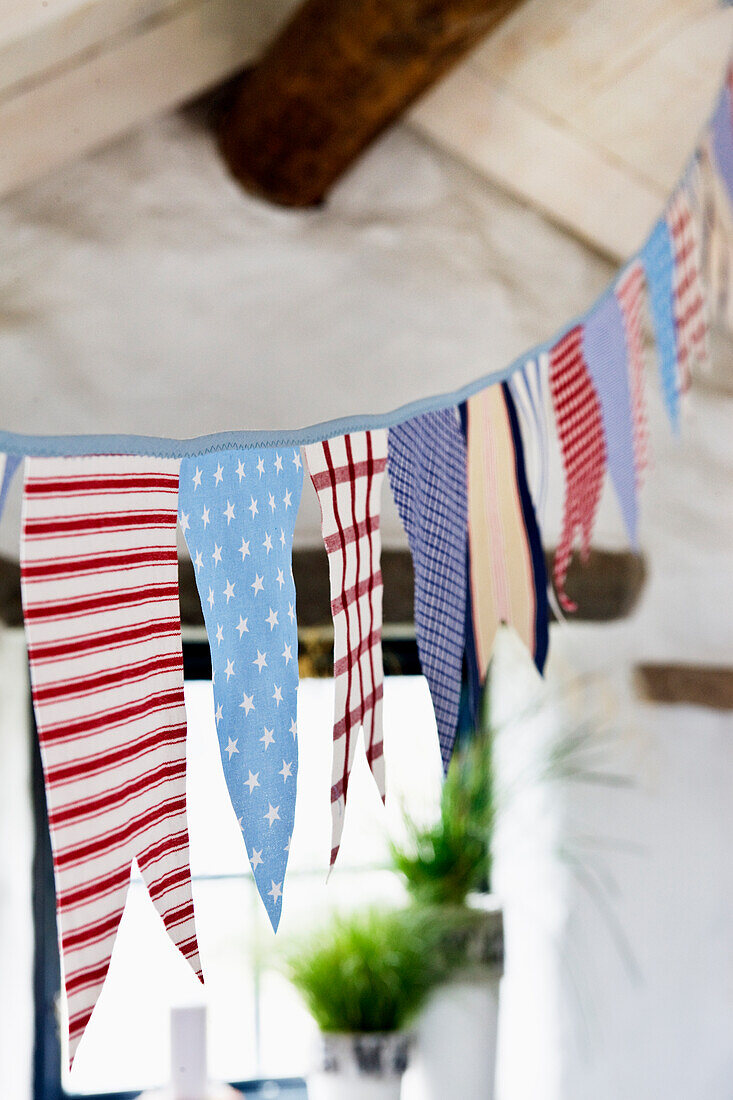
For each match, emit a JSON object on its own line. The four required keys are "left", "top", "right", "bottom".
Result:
{"left": 667, "top": 188, "right": 710, "bottom": 391}
{"left": 20, "top": 456, "right": 202, "bottom": 1066}
{"left": 549, "top": 326, "right": 607, "bottom": 613}
{"left": 616, "top": 262, "right": 650, "bottom": 489}
{"left": 304, "top": 432, "right": 387, "bottom": 868}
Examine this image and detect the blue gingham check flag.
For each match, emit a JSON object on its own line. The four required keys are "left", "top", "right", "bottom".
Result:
{"left": 388, "top": 408, "right": 468, "bottom": 771}
{"left": 179, "top": 449, "right": 303, "bottom": 929}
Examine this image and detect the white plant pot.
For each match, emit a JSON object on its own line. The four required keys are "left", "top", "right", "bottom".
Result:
{"left": 308, "top": 1032, "right": 411, "bottom": 1100}
{"left": 402, "top": 972, "right": 501, "bottom": 1100}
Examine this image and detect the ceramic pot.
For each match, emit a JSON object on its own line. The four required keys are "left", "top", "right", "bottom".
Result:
{"left": 307, "top": 1031, "right": 411, "bottom": 1100}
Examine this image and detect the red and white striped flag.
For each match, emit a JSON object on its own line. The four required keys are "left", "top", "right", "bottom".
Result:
{"left": 667, "top": 188, "right": 710, "bottom": 390}
{"left": 616, "top": 261, "right": 650, "bottom": 488}
{"left": 20, "top": 455, "right": 202, "bottom": 1065}
{"left": 549, "top": 325, "right": 607, "bottom": 613}
{"left": 305, "top": 432, "right": 387, "bottom": 868}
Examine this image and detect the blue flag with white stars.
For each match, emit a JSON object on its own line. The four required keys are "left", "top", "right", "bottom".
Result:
{"left": 179, "top": 448, "right": 304, "bottom": 930}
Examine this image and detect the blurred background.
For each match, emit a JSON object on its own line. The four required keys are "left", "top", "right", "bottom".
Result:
{"left": 0, "top": 1, "right": 732, "bottom": 1098}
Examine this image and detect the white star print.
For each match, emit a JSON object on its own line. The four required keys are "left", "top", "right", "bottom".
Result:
{"left": 253, "top": 650, "right": 267, "bottom": 672}
{"left": 274, "top": 453, "right": 283, "bottom": 474}
{"left": 264, "top": 803, "right": 280, "bottom": 826}
{"left": 212, "top": 543, "right": 222, "bottom": 566}
{"left": 289, "top": 718, "right": 297, "bottom": 739}
{"left": 236, "top": 459, "right": 246, "bottom": 482}
{"left": 192, "top": 467, "right": 202, "bottom": 489}
{"left": 180, "top": 512, "right": 190, "bottom": 532}
{"left": 284, "top": 835, "right": 292, "bottom": 853}
{"left": 279, "top": 529, "right": 286, "bottom": 548}
{"left": 268, "top": 880, "right": 283, "bottom": 903}
{"left": 251, "top": 574, "right": 264, "bottom": 596}
{"left": 276, "top": 568, "right": 285, "bottom": 589}
{"left": 293, "top": 450, "right": 302, "bottom": 471}
{"left": 249, "top": 496, "right": 259, "bottom": 518}
{"left": 224, "top": 658, "right": 235, "bottom": 681}
{"left": 194, "top": 550, "right": 204, "bottom": 573}
{"left": 272, "top": 684, "right": 283, "bottom": 706}
{"left": 207, "top": 587, "right": 215, "bottom": 609}
{"left": 224, "top": 500, "right": 235, "bottom": 524}
{"left": 280, "top": 760, "right": 293, "bottom": 782}
{"left": 215, "top": 703, "right": 223, "bottom": 726}
{"left": 268, "top": 492, "right": 276, "bottom": 513}
{"left": 256, "top": 456, "right": 266, "bottom": 477}
{"left": 239, "top": 691, "right": 255, "bottom": 714}
{"left": 283, "top": 489, "right": 293, "bottom": 510}
{"left": 282, "top": 642, "right": 293, "bottom": 665}
{"left": 239, "top": 537, "right": 250, "bottom": 560}
{"left": 288, "top": 602, "right": 295, "bottom": 623}
{"left": 245, "top": 770, "right": 260, "bottom": 793}
{"left": 223, "top": 579, "right": 236, "bottom": 603}
{"left": 202, "top": 505, "right": 210, "bottom": 528}
{"left": 225, "top": 736, "right": 238, "bottom": 759}
{"left": 261, "top": 727, "right": 275, "bottom": 750}
{"left": 266, "top": 607, "right": 279, "bottom": 630}
{"left": 236, "top": 615, "right": 249, "bottom": 638}
{"left": 250, "top": 848, "right": 264, "bottom": 870}
{"left": 263, "top": 532, "right": 273, "bottom": 554}
{"left": 214, "top": 463, "right": 224, "bottom": 485}
{"left": 215, "top": 623, "right": 224, "bottom": 645}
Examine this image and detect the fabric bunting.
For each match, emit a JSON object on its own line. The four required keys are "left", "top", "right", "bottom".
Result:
{"left": 305, "top": 431, "right": 387, "bottom": 867}
{"left": 667, "top": 188, "right": 709, "bottom": 388}
{"left": 0, "top": 452, "right": 21, "bottom": 522}
{"left": 179, "top": 449, "right": 303, "bottom": 930}
{"left": 711, "top": 72, "right": 733, "bottom": 208}
{"left": 20, "top": 456, "right": 202, "bottom": 1064}
{"left": 615, "top": 262, "right": 650, "bottom": 488}
{"left": 582, "top": 293, "right": 639, "bottom": 545}
{"left": 508, "top": 355, "right": 550, "bottom": 523}
{"left": 548, "top": 325, "right": 607, "bottom": 613}
{"left": 463, "top": 383, "right": 548, "bottom": 682}
{"left": 641, "top": 219, "right": 680, "bottom": 431}
{"left": 388, "top": 408, "right": 467, "bottom": 772}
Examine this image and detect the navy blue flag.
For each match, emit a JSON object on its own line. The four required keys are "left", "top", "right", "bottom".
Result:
{"left": 179, "top": 448, "right": 303, "bottom": 929}
{"left": 388, "top": 408, "right": 468, "bottom": 771}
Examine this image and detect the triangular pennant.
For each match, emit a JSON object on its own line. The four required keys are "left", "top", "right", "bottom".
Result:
{"left": 388, "top": 408, "right": 468, "bottom": 772}
{"left": 20, "top": 456, "right": 202, "bottom": 1065}
{"left": 582, "top": 293, "right": 639, "bottom": 545}
{"left": 178, "top": 449, "right": 303, "bottom": 930}
{"left": 615, "top": 262, "right": 650, "bottom": 489}
{"left": 548, "top": 325, "right": 607, "bottom": 613}
{"left": 508, "top": 355, "right": 550, "bottom": 523}
{"left": 711, "top": 72, "right": 733, "bottom": 207}
{"left": 304, "top": 431, "right": 387, "bottom": 868}
{"left": 667, "top": 187, "right": 710, "bottom": 388}
{"left": 641, "top": 220, "right": 680, "bottom": 431}
{"left": 463, "top": 383, "right": 549, "bottom": 680}
{"left": 0, "top": 452, "right": 21, "bottom": 522}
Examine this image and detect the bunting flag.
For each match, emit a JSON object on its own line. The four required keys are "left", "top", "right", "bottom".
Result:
{"left": 582, "top": 293, "right": 639, "bottom": 545}
{"left": 463, "top": 383, "right": 548, "bottom": 682}
{"left": 508, "top": 355, "right": 550, "bottom": 522}
{"left": 387, "top": 408, "right": 467, "bottom": 772}
{"left": 615, "top": 262, "right": 650, "bottom": 488}
{"left": 0, "top": 452, "right": 21, "bottom": 522}
{"left": 20, "top": 456, "right": 202, "bottom": 1064}
{"left": 693, "top": 142, "right": 733, "bottom": 329}
{"left": 304, "top": 431, "right": 387, "bottom": 867}
{"left": 178, "top": 449, "right": 303, "bottom": 929}
{"left": 711, "top": 70, "right": 733, "bottom": 207}
{"left": 667, "top": 188, "right": 710, "bottom": 388}
{"left": 548, "top": 325, "right": 607, "bottom": 612}
{"left": 641, "top": 219, "right": 680, "bottom": 431}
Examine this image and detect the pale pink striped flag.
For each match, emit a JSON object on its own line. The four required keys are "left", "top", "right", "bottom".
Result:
{"left": 616, "top": 262, "right": 650, "bottom": 488}
{"left": 20, "top": 455, "right": 202, "bottom": 1065}
{"left": 667, "top": 188, "right": 710, "bottom": 390}
{"left": 305, "top": 432, "right": 387, "bottom": 868}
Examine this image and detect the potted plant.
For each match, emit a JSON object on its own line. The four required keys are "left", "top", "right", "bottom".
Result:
{"left": 392, "top": 725, "right": 504, "bottom": 1100}
{"left": 285, "top": 907, "right": 447, "bottom": 1100}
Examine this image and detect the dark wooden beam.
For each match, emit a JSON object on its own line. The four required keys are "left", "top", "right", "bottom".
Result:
{"left": 635, "top": 664, "right": 733, "bottom": 711}
{"left": 219, "top": 0, "right": 524, "bottom": 207}
{"left": 0, "top": 547, "right": 645, "bottom": 630}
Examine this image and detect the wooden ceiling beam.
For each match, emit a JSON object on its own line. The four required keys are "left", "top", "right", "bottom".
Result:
{"left": 219, "top": 0, "right": 526, "bottom": 207}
